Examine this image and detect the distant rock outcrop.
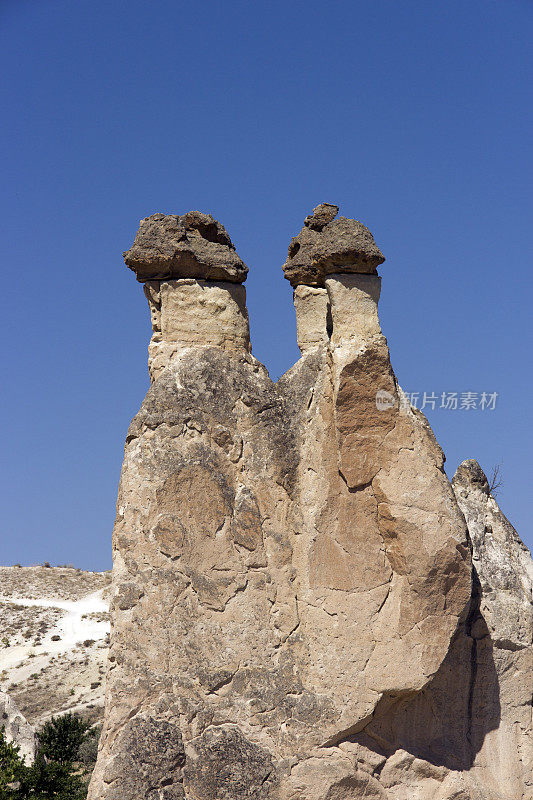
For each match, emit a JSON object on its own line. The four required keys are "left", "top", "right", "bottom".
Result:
{"left": 88, "top": 207, "right": 532, "bottom": 800}
{"left": 0, "top": 690, "right": 34, "bottom": 763}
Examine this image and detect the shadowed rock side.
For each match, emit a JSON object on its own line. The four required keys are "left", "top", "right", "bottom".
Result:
{"left": 89, "top": 208, "right": 530, "bottom": 800}
{"left": 341, "top": 460, "right": 533, "bottom": 800}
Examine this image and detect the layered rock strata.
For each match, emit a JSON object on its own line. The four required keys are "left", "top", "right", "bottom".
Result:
{"left": 89, "top": 207, "right": 531, "bottom": 800}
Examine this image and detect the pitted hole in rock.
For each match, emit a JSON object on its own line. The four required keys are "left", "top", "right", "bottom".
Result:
{"left": 326, "top": 301, "right": 333, "bottom": 339}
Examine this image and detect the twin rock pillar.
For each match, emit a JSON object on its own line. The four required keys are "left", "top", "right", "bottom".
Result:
{"left": 89, "top": 206, "right": 473, "bottom": 800}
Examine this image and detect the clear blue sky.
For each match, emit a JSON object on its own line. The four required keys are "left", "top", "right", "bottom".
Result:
{"left": 1, "top": 0, "right": 531, "bottom": 569}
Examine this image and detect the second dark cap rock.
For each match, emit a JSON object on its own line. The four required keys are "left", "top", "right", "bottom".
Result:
{"left": 283, "top": 203, "right": 385, "bottom": 287}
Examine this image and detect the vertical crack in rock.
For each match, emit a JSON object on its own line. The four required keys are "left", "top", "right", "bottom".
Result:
{"left": 89, "top": 207, "right": 531, "bottom": 800}
{"left": 464, "top": 567, "right": 482, "bottom": 755}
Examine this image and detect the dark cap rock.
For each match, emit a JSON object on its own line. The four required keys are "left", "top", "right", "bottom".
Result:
{"left": 124, "top": 211, "right": 248, "bottom": 283}
{"left": 283, "top": 204, "right": 385, "bottom": 287}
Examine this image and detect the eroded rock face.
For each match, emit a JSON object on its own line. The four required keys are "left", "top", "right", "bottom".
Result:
{"left": 89, "top": 210, "right": 531, "bottom": 800}
{"left": 452, "top": 460, "right": 533, "bottom": 652}
{"left": 283, "top": 204, "right": 385, "bottom": 287}
{"left": 100, "top": 716, "right": 186, "bottom": 799}
{"left": 342, "top": 461, "right": 533, "bottom": 800}
{"left": 451, "top": 461, "right": 533, "bottom": 800}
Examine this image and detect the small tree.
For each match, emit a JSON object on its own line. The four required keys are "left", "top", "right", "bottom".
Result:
{"left": 17, "top": 755, "right": 87, "bottom": 799}
{"left": 36, "top": 713, "right": 91, "bottom": 765}
{"left": 1, "top": 715, "right": 95, "bottom": 799}
{"left": 488, "top": 463, "right": 503, "bottom": 497}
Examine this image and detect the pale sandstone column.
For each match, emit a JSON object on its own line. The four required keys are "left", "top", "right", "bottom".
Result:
{"left": 144, "top": 278, "right": 250, "bottom": 381}
{"left": 280, "top": 204, "right": 471, "bottom": 799}
{"left": 293, "top": 284, "right": 329, "bottom": 354}
{"left": 325, "top": 273, "right": 382, "bottom": 347}
{"left": 90, "top": 205, "right": 475, "bottom": 800}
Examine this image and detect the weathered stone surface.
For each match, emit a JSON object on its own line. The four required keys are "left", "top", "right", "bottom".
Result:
{"left": 183, "top": 726, "right": 277, "bottom": 799}
{"left": 89, "top": 212, "right": 531, "bottom": 800}
{"left": 144, "top": 279, "right": 251, "bottom": 381}
{"left": 451, "top": 460, "right": 533, "bottom": 800}
{"left": 304, "top": 202, "right": 339, "bottom": 230}
{"left": 327, "top": 274, "right": 382, "bottom": 345}
{"left": 97, "top": 715, "right": 185, "bottom": 799}
{"left": 0, "top": 691, "right": 35, "bottom": 764}
{"left": 283, "top": 205, "right": 385, "bottom": 287}
{"left": 293, "top": 285, "right": 329, "bottom": 354}
{"left": 124, "top": 211, "right": 248, "bottom": 283}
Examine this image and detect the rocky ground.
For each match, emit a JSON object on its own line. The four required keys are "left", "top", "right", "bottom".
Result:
{"left": 0, "top": 566, "right": 111, "bottom": 729}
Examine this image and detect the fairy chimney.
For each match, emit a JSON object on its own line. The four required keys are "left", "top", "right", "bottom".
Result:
{"left": 88, "top": 206, "right": 532, "bottom": 800}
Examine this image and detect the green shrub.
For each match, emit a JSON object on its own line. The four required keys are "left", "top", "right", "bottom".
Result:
{"left": 36, "top": 713, "right": 91, "bottom": 765}
{"left": 17, "top": 755, "right": 87, "bottom": 799}
{"left": 0, "top": 714, "right": 100, "bottom": 799}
